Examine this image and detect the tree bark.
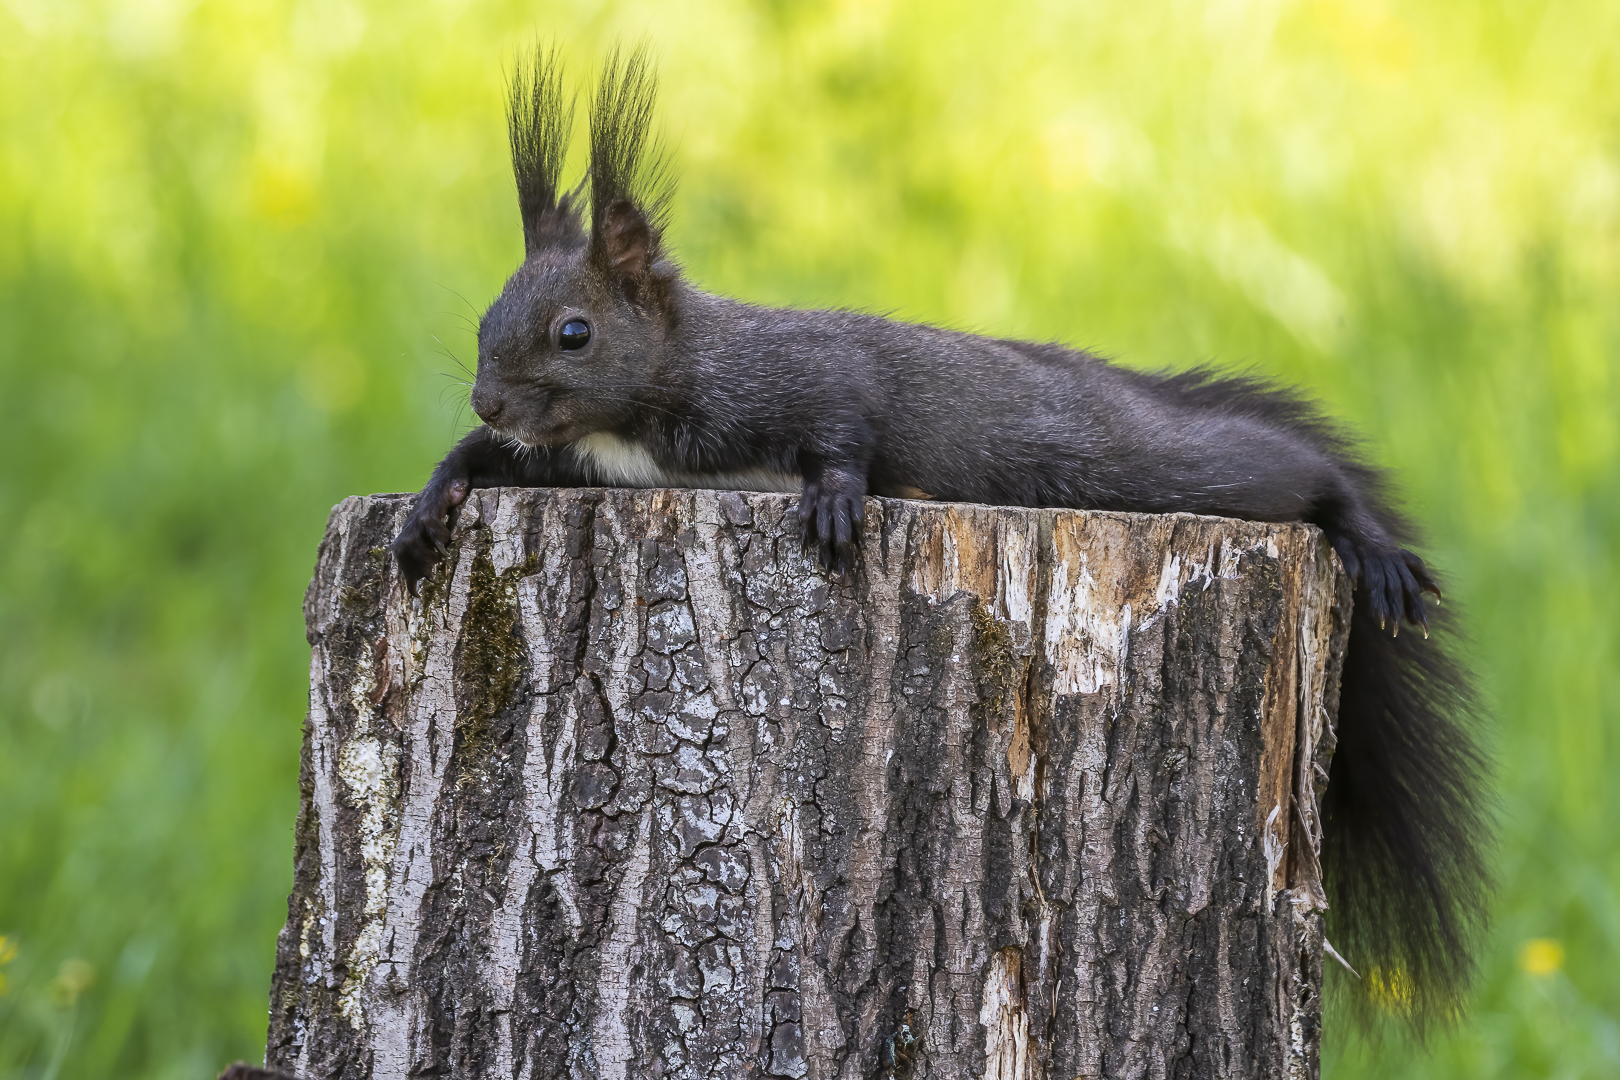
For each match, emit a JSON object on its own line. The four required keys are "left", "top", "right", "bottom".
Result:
{"left": 268, "top": 488, "right": 1350, "bottom": 1080}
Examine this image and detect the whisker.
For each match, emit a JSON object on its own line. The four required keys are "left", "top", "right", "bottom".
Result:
{"left": 430, "top": 336, "right": 477, "bottom": 381}
{"left": 433, "top": 282, "right": 486, "bottom": 324}
{"left": 431, "top": 308, "right": 481, "bottom": 335}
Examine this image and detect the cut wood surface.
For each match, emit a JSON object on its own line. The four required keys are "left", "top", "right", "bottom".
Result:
{"left": 268, "top": 488, "right": 1351, "bottom": 1080}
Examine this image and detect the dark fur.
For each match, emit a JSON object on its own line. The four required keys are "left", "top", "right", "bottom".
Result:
{"left": 507, "top": 45, "right": 578, "bottom": 253}
{"left": 393, "top": 45, "right": 1490, "bottom": 1030}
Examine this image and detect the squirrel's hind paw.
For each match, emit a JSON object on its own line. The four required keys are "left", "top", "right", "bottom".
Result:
{"left": 1348, "top": 544, "right": 1441, "bottom": 636}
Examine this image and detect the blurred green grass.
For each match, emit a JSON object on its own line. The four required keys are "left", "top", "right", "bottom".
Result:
{"left": 1, "top": 1, "right": 1616, "bottom": 1076}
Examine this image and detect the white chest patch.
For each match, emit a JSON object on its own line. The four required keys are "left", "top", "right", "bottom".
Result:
{"left": 571, "top": 432, "right": 801, "bottom": 494}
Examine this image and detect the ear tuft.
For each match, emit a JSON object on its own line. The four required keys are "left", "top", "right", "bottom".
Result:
{"left": 508, "top": 44, "right": 584, "bottom": 252}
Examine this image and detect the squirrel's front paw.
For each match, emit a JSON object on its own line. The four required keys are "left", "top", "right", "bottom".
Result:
{"left": 392, "top": 478, "right": 469, "bottom": 596}
{"left": 797, "top": 471, "right": 866, "bottom": 578}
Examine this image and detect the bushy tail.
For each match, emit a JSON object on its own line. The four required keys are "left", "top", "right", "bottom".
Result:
{"left": 1322, "top": 598, "right": 1491, "bottom": 1032}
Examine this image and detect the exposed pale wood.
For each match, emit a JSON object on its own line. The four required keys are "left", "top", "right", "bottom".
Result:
{"left": 268, "top": 488, "right": 1350, "bottom": 1080}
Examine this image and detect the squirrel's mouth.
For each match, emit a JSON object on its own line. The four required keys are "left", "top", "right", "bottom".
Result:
{"left": 497, "top": 412, "right": 586, "bottom": 450}
{"left": 486, "top": 419, "right": 540, "bottom": 449}
{"left": 502, "top": 429, "right": 551, "bottom": 450}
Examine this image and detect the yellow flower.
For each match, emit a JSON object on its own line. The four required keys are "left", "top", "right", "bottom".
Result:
{"left": 1519, "top": 938, "right": 1565, "bottom": 977}
{"left": 49, "top": 959, "right": 95, "bottom": 1008}
{"left": 0, "top": 937, "right": 19, "bottom": 996}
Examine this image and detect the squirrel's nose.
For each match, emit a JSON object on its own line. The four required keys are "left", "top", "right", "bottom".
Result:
{"left": 471, "top": 388, "right": 506, "bottom": 426}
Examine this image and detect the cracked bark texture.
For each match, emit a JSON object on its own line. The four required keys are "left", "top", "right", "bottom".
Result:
{"left": 268, "top": 488, "right": 1351, "bottom": 1080}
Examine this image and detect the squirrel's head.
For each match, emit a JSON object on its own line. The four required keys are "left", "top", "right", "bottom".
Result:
{"left": 472, "top": 46, "right": 680, "bottom": 448}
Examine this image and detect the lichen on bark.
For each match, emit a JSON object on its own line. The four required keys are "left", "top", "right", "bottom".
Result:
{"left": 451, "top": 536, "right": 534, "bottom": 771}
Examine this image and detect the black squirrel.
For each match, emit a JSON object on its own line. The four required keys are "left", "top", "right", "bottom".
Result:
{"left": 393, "top": 46, "right": 1489, "bottom": 1029}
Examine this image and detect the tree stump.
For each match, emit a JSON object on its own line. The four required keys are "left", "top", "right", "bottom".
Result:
{"left": 268, "top": 488, "right": 1351, "bottom": 1080}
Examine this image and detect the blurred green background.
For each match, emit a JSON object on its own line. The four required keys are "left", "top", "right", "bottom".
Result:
{"left": 1, "top": 0, "right": 1616, "bottom": 1076}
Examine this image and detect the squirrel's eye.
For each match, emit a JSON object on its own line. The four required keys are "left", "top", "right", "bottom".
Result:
{"left": 559, "top": 319, "right": 591, "bottom": 350}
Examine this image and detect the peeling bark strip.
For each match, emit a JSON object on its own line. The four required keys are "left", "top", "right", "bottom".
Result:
{"left": 269, "top": 489, "right": 1351, "bottom": 1080}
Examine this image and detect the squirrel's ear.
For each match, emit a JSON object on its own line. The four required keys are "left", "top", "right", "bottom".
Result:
{"left": 587, "top": 46, "right": 673, "bottom": 304}
{"left": 599, "top": 197, "right": 654, "bottom": 286}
